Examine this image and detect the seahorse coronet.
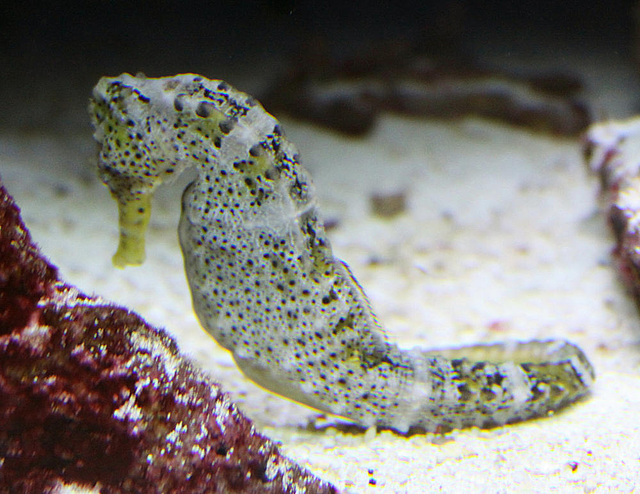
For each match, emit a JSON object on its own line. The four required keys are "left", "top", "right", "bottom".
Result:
{"left": 90, "top": 72, "right": 594, "bottom": 433}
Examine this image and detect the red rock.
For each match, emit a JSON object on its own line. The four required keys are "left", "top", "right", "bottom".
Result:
{"left": 585, "top": 118, "right": 640, "bottom": 309}
{"left": 0, "top": 177, "right": 337, "bottom": 493}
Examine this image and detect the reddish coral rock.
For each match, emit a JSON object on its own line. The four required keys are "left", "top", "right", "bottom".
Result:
{"left": 0, "top": 178, "right": 337, "bottom": 493}
{"left": 585, "top": 118, "right": 640, "bottom": 309}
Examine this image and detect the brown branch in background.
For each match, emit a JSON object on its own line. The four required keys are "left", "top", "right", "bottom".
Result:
{"left": 262, "top": 34, "right": 590, "bottom": 137}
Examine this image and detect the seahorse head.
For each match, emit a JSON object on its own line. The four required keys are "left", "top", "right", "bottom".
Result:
{"left": 90, "top": 73, "right": 210, "bottom": 195}
{"left": 89, "top": 73, "right": 248, "bottom": 266}
{"left": 89, "top": 72, "right": 279, "bottom": 199}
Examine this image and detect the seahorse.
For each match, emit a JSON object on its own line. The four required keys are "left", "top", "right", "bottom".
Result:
{"left": 89, "top": 73, "right": 594, "bottom": 433}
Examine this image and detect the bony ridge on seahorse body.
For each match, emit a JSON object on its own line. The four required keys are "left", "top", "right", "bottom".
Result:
{"left": 89, "top": 73, "right": 594, "bottom": 433}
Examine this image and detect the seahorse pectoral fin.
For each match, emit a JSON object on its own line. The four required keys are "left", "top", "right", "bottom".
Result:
{"left": 112, "top": 192, "right": 153, "bottom": 268}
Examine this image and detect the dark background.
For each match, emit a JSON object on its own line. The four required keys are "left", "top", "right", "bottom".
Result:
{"left": 0, "top": 0, "right": 637, "bottom": 131}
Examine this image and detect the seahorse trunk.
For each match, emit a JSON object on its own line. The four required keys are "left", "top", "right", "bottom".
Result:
{"left": 91, "top": 73, "right": 594, "bottom": 433}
